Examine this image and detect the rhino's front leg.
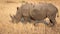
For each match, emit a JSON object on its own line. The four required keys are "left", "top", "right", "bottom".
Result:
{"left": 22, "top": 16, "right": 30, "bottom": 24}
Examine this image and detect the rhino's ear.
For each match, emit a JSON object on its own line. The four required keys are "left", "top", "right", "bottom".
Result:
{"left": 17, "top": 7, "right": 19, "bottom": 10}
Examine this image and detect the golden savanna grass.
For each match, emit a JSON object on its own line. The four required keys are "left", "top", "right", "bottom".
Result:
{"left": 0, "top": 0, "right": 60, "bottom": 34}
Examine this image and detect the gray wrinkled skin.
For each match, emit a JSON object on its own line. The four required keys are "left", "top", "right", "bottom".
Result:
{"left": 10, "top": 3, "right": 58, "bottom": 26}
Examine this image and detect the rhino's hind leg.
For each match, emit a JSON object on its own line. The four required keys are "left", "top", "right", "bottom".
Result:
{"left": 49, "top": 18, "right": 56, "bottom": 27}
{"left": 48, "top": 15, "right": 57, "bottom": 27}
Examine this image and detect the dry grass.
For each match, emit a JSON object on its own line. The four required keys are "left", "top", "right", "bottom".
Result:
{"left": 0, "top": 0, "right": 60, "bottom": 34}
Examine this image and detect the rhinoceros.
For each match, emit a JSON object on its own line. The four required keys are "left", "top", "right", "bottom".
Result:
{"left": 10, "top": 3, "right": 59, "bottom": 26}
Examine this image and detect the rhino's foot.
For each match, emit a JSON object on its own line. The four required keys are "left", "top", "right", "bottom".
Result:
{"left": 46, "top": 22, "right": 55, "bottom": 27}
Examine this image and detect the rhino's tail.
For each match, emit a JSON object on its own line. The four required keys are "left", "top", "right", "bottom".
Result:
{"left": 56, "top": 12, "right": 59, "bottom": 18}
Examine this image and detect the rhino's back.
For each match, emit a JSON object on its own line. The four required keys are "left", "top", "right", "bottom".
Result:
{"left": 30, "top": 3, "right": 47, "bottom": 20}
{"left": 30, "top": 3, "right": 58, "bottom": 20}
